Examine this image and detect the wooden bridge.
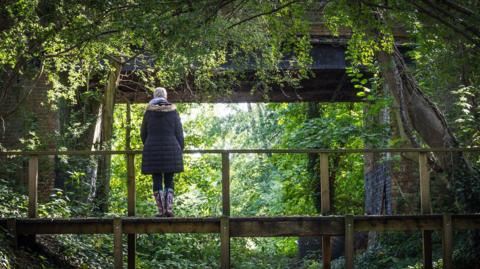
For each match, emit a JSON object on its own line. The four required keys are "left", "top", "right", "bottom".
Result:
{"left": 1, "top": 148, "right": 480, "bottom": 269}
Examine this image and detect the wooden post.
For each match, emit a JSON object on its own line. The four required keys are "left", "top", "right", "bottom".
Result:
{"left": 113, "top": 218, "right": 123, "bottom": 269}
{"left": 28, "top": 156, "right": 38, "bottom": 218}
{"left": 127, "top": 233, "right": 135, "bottom": 269}
{"left": 95, "top": 62, "right": 122, "bottom": 213}
{"left": 320, "top": 153, "right": 330, "bottom": 213}
{"left": 421, "top": 216, "right": 433, "bottom": 268}
{"left": 126, "top": 101, "right": 131, "bottom": 151}
{"left": 345, "top": 215, "right": 354, "bottom": 269}
{"left": 442, "top": 214, "right": 453, "bottom": 269}
{"left": 221, "top": 153, "right": 230, "bottom": 268}
{"left": 320, "top": 153, "right": 331, "bottom": 269}
{"left": 419, "top": 153, "right": 432, "bottom": 214}
{"left": 419, "top": 152, "right": 432, "bottom": 269}
{"left": 220, "top": 216, "right": 230, "bottom": 269}
{"left": 7, "top": 218, "right": 17, "bottom": 248}
{"left": 222, "top": 153, "right": 230, "bottom": 216}
{"left": 127, "top": 154, "right": 136, "bottom": 269}
{"left": 127, "top": 154, "right": 136, "bottom": 215}
{"left": 126, "top": 102, "right": 134, "bottom": 269}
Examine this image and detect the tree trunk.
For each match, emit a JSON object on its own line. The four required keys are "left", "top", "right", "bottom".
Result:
{"left": 92, "top": 62, "right": 121, "bottom": 213}
{"left": 377, "top": 47, "right": 480, "bottom": 210}
{"left": 376, "top": 47, "right": 480, "bottom": 258}
{"left": 377, "top": 48, "right": 460, "bottom": 167}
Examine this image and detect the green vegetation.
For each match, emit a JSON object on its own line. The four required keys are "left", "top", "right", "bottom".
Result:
{"left": 2, "top": 101, "right": 478, "bottom": 268}
{"left": 1, "top": 0, "right": 480, "bottom": 268}
{"left": 0, "top": 102, "right": 374, "bottom": 268}
{"left": 108, "top": 102, "right": 370, "bottom": 267}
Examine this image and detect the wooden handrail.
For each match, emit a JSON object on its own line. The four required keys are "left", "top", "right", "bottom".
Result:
{"left": 1, "top": 147, "right": 480, "bottom": 156}
{"left": 1, "top": 214, "right": 479, "bottom": 235}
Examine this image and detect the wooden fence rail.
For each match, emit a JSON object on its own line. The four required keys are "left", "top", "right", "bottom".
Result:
{"left": 2, "top": 214, "right": 479, "bottom": 234}
{"left": 1, "top": 147, "right": 480, "bottom": 156}
{"left": 1, "top": 215, "right": 480, "bottom": 268}
{"left": 0, "top": 148, "right": 479, "bottom": 269}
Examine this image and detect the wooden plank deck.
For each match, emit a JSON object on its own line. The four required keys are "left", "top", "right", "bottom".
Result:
{"left": 2, "top": 215, "right": 479, "bottom": 236}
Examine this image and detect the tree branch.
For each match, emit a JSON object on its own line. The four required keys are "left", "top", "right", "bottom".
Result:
{"left": 359, "top": 0, "right": 410, "bottom": 12}
{"left": 228, "top": 0, "right": 300, "bottom": 29}
{"left": 439, "top": 0, "right": 477, "bottom": 17}
{"left": 418, "top": 0, "right": 480, "bottom": 39}
{"left": 406, "top": 0, "right": 480, "bottom": 47}
{"left": 44, "top": 30, "right": 120, "bottom": 58}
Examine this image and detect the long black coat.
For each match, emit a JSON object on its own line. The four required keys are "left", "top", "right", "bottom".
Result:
{"left": 141, "top": 102, "right": 184, "bottom": 174}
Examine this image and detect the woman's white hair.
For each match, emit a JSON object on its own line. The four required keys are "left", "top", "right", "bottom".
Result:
{"left": 153, "top": 87, "right": 168, "bottom": 99}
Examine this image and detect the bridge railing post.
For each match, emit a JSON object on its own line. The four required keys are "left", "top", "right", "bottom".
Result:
{"left": 442, "top": 214, "right": 453, "bottom": 269}
{"left": 222, "top": 152, "right": 230, "bottom": 216}
{"left": 127, "top": 153, "right": 136, "bottom": 269}
{"left": 419, "top": 152, "right": 433, "bottom": 269}
{"left": 320, "top": 153, "right": 331, "bottom": 269}
{"left": 7, "top": 218, "right": 17, "bottom": 248}
{"left": 221, "top": 152, "right": 230, "bottom": 269}
{"left": 220, "top": 216, "right": 230, "bottom": 269}
{"left": 24, "top": 155, "right": 38, "bottom": 245}
{"left": 113, "top": 217, "right": 123, "bottom": 269}
{"left": 345, "top": 215, "right": 354, "bottom": 269}
{"left": 28, "top": 155, "right": 38, "bottom": 219}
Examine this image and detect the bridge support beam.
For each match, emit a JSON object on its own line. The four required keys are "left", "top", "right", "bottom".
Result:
{"left": 24, "top": 155, "right": 38, "bottom": 245}
{"left": 221, "top": 153, "right": 231, "bottom": 268}
{"left": 28, "top": 156, "right": 38, "bottom": 218}
{"left": 345, "top": 215, "right": 354, "bottom": 269}
{"left": 127, "top": 153, "right": 136, "bottom": 269}
{"left": 113, "top": 218, "right": 123, "bottom": 269}
{"left": 320, "top": 153, "right": 331, "bottom": 269}
{"left": 419, "top": 153, "right": 433, "bottom": 269}
{"left": 6, "top": 218, "right": 17, "bottom": 248}
{"left": 220, "top": 216, "right": 230, "bottom": 269}
{"left": 442, "top": 214, "right": 453, "bottom": 269}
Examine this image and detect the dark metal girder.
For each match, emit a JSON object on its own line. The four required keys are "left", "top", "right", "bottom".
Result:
{"left": 116, "top": 44, "right": 361, "bottom": 103}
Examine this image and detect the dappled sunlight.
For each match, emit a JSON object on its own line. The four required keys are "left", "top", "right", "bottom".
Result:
{"left": 2, "top": 0, "right": 480, "bottom": 267}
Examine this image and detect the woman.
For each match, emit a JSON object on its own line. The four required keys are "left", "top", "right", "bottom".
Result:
{"left": 141, "top": 87, "right": 184, "bottom": 217}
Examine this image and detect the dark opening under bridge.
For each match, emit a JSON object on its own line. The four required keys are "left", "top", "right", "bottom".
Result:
{"left": 1, "top": 148, "right": 480, "bottom": 269}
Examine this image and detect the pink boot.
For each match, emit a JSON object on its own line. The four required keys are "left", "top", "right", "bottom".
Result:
{"left": 153, "top": 190, "right": 166, "bottom": 217}
{"left": 165, "top": 188, "right": 174, "bottom": 218}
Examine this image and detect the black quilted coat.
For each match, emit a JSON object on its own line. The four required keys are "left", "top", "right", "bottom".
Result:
{"left": 140, "top": 101, "right": 184, "bottom": 174}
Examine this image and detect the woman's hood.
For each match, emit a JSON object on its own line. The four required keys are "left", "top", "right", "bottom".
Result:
{"left": 147, "top": 103, "right": 177, "bottom": 112}
{"left": 147, "top": 97, "right": 176, "bottom": 112}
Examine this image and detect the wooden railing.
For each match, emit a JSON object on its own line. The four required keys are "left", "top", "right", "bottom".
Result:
{"left": 0, "top": 148, "right": 480, "bottom": 269}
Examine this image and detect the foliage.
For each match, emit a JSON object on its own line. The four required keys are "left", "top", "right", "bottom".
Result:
{"left": 2, "top": 0, "right": 480, "bottom": 267}
{"left": 99, "top": 101, "right": 375, "bottom": 267}
{"left": 322, "top": 0, "right": 480, "bottom": 151}
{"left": 0, "top": 177, "right": 111, "bottom": 268}
{"left": 356, "top": 232, "right": 440, "bottom": 269}
{"left": 266, "top": 103, "right": 369, "bottom": 215}
{"left": 0, "top": 0, "right": 314, "bottom": 115}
